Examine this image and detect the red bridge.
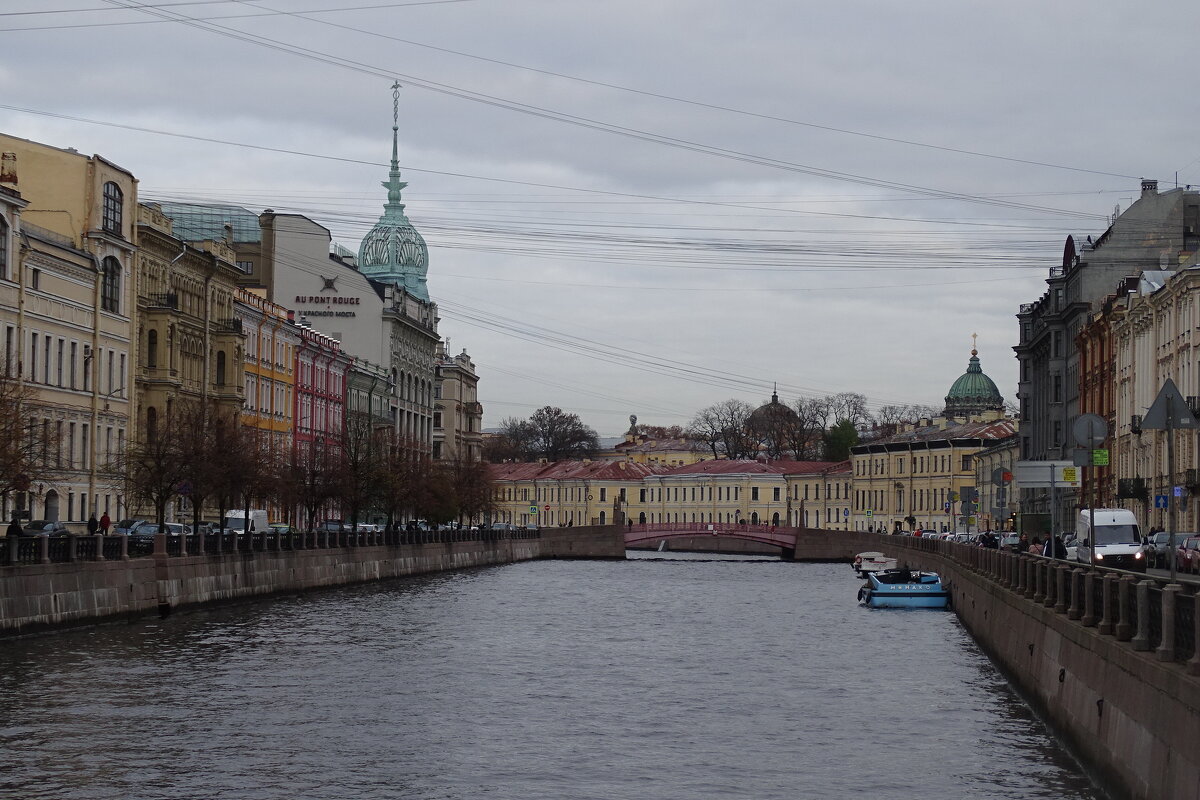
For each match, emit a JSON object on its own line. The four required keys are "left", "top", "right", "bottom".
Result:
{"left": 624, "top": 522, "right": 804, "bottom": 555}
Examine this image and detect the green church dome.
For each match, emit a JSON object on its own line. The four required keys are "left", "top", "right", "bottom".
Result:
{"left": 358, "top": 83, "right": 430, "bottom": 302}
{"left": 944, "top": 347, "right": 1004, "bottom": 417}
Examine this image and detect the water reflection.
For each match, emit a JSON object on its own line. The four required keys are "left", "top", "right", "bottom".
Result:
{"left": 0, "top": 558, "right": 1100, "bottom": 800}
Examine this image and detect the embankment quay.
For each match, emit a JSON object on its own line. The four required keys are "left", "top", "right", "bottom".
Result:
{"left": 3, "top": 524, "right": 1198, "bottom": 800}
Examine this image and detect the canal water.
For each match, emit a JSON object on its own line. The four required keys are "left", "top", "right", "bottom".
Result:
{"left": 0, "top": 553, "right": 1102, "bottom": 799}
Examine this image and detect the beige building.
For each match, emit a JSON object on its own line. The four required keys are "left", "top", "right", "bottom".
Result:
{"left": 1112, "top": 264, "right": 1200, "bottom": 531}
{"left": 487, "top": 458, "right": 850, "bottom": 530}
{"left": 850, "top": 415, "right": 1018, "bottom": 533}
{"left": 433, "top": 342, "right": 482, "bottom": 462}
{"left": 0, "top": 136, "right": 138, "bottom": 526}
{"left": 137, "top": 203, "right": 246, "bottom": 440}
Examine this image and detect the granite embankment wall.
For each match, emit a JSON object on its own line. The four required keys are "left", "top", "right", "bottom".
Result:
{"left": 0, "top": 525, "right": 623, "bottom": 637}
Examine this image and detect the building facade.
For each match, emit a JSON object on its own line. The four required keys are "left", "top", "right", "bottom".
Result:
{"left": 234, "top": 286, "right": 297, "bottom": 453}
{"left": 433, "top": 342, "right": 482, "bottom": 462}
{"left": 1016, "top": 180, "right": 1200, "bottom": 522}
{"left": 0, "top": 137, "right": 137, "bottom": 527}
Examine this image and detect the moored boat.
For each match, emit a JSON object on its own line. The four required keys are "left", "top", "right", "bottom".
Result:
{"left": 857, "top": 568, "right": 949, "bottom": 609}
{"left": 852, "top": 551, "right": 898, "bottom": 577}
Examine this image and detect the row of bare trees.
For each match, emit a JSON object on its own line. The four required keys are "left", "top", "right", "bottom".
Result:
{"left": 0, "top": 369, "right": 494, "bottom": 532}
{"left": 689, "top": 394, "right": 940, "bottom": 461}
{"left": 117, "top": 401, "right": 494, "bottom": 534}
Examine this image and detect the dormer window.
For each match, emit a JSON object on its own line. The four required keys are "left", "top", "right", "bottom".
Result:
{"left": 102, "top": 181, "right": 123, "bottom": 235}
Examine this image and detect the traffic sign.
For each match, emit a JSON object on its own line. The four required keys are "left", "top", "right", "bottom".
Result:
{"left": 991, "top": 468, "right": 1012, "bottom": 487}
{"left": 1073, "top": 413, "right": 1108, "bottom": 448}
{"left": 865, "top": 510, "right": 873, "bottom": 517}
{"left": 843, "top": 508, "right": 849, "bottom": 517}
{"left": 1155, "top": 495, "right": 1169, "bottom": 509}
{"left": 1091, "top": 450, "right": 1109, "bottom": 466}
{"left": 1141, "top": 378, "right": 1199, "bottom": 430}
{"left": 943, "top": 502, "right": 951, "bottom": 512}
{"left": 529, "top": 505, "right": 538, "bottom": 514}
{"left": 1175, "top": 486, "right": 1185, "bottom": 497}
{"left": 1062, "top": 467, "right": 1078, "bottom": 482}
{"left": 543, "top": 504, "right": 550, "bottom": 511}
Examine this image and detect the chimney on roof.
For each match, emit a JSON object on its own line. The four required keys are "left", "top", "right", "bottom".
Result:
{"left": 0, "top": 152, "right": 16, "bottom": 187}
{"left": 1142, "top": 178, "right": 1158, "bottom": 197}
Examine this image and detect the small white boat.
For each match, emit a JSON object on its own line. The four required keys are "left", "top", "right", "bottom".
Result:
{"left": 852, "top": 551, "right": 898, "bottom": 577}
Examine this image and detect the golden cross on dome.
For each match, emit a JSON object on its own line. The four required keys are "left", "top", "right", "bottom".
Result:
{"left": 971, "top": 332, "right": 978, "bottom": 354}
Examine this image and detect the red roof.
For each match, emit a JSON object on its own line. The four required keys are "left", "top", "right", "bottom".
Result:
{"left": 658, "top": 459, "right": 848, "bottom": 477}
{"left": 487, "top": 460, "right": 671, "bottom": 482}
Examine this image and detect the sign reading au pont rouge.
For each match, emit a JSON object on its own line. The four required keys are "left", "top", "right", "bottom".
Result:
{"left": 294, "top": 295, "right": 360, "bottom": 305}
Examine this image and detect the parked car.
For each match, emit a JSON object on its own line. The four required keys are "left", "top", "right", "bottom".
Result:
{"left": 268, "top": 523, "right": 293, "bottom": 535}
{"left": 999, "top": 534, "right": 1022, "bottom": 551}
{"left": 112, "top": 519, "right": 149, "bottom": 536}
{"left": 317, "top": 519, "right": 345, "bottom": 533}
{"left": 1147, "top": 531, "right": 1194, "bottom": 568}
{"left": 1175, "top": 536, "right": 1200, "bottom": 574}
{"left": 23, "top": 520, "right": 71, "bottom": 536}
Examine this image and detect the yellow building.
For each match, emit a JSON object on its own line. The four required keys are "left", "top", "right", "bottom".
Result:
{"left": 489, "top": 460, "right": 669, "bottom": 527}
{"left": 234, "top": 286, "right": 296, "bottom": 451}
{"left": 850, "top": 416, "right": 1018, "bottom": 533}
{"left": 0, "top": 136, "right": 137, "bottom": 527}
{"left": 487, "top": 458, "right": 851, "bottom": 529}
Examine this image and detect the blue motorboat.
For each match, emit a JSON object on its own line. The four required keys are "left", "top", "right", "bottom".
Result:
{"left": 857, "top": 568, "right": 949, "bottom": 609}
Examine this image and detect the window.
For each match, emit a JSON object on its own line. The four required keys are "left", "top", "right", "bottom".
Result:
{"left": 102, "top": 182, "right": 123, "bottom": 234}
{"left": 0, "top": 216, "right": 7, "bottom": 279}
{"left": 44, "top": 335, "right": 51, "bottom": 384}
{"left": 56, "top": 339, "right": 64, "bottom": 386}
{"left": 773, "top": 487, "right": 781, "bottom": 502}
{"left": 101, "top": 257, "right": 120, "bottom": 313}
{"left": 216, "top": 351, "right": 226, "bottom": 386}
{"left": 961, "top": 454, "right": 972, "bottom": 471}
{"left": 147, "top": 329, "right": 157, "bottom": 367}
{"left": 30, "top": 268, "right": 40, "bottom": 290}
{"left": 146, "top": 407, "right": 157, "bottom": 442}
{"left": 69, "top": 342, "right": 77, "bottom": 388}
{"left": 600, "top": 488, "right": 607, "bottom": 502}
{"left": 752, "top": 487, "right": 759, "bottom": 501}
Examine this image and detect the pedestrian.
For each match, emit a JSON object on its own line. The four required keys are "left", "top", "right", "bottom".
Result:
{"left": 86, "top": 514, "right": 99, "bottom": 535}
{"left": 6, "top": 514, "right": 21, "bottom": 538}
{"left": 1028, "top": 536, "right": 1044, "bottom": 556}
{"left": 627, "top": 518, "right": 633, "bottom": 529}
{"left": 99, "top": 511, "right": 111, "bottom": 535}
{"left": 1049, "top": 534, "right": 1066, "bottom": 559}
{"left": 1017, "top": 532, "right": 1029, "bottom": 553}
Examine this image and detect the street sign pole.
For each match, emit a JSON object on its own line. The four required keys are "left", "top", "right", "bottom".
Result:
{"left": 1168, "top": 393, "right": 1177, "bottom": 583}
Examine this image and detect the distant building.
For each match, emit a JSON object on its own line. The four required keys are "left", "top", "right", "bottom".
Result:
{"left": 433, "top": 342, "right": 482, "bottom": 462}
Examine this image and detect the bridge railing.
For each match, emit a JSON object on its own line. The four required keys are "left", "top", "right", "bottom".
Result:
{"left": 628, "top": 522, "right": 793, "bottom": 534}
{"left": 877, "top": 533, "right": 1200, "bottom": 674}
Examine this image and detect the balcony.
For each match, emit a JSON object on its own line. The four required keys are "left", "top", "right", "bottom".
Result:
{"left": 213, "top": 318, "right": 243, "bottom": 335}
{"left": 145, "top": 292, "right": 178, "bottom": 310}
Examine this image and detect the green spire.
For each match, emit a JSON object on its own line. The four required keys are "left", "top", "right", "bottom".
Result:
{"left": 358, "top": 81, "right": 430, "bottom": 301}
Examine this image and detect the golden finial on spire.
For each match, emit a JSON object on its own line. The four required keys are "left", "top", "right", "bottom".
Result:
{"left": 971, "top": 332, "right": 978, "bottom": 356}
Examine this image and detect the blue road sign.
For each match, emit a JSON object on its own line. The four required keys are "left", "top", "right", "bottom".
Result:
{"left": 843, "top": 508, "right": 849, "bottom": 517}
{"left": 1155, "top": 494, "right": 1169, "bottom": 509}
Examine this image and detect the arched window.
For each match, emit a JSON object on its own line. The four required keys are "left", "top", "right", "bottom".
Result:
{"left": 102, "top": 182, "right": 123, "bottom": 234}
{"left": 146, "top": 406, "right": 157, "bottom": 442}
{"left": 0, "top": 215, "right": 8, "bottom": 280}
{"left": 215, "top": 351, "right": 226, "bottom": 386}
{"left": 100, "top": 257, "right": 120, "bottom": 313}
{"left": 147, "top": 329, "right": 158, "bottom": 368}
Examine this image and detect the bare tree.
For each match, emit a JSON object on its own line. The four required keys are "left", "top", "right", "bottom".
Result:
{"left": 689, "top": 399, "right": 755, "bottom": 459}
{"left": 118, "top": 403, "right": 190, "bottom": 535}
{"left": 486, "top": 416, "right": 537, "bottom": 462}
{"left": 336, "top": 411, "right": 387, "bottom": 529}
{"left": 494, "top": 407, "right": 598, "bottom": 462}
{"left": 0, "top": 374, "right": 53, "bottom": 503}
{"left": 449, "top": 458, "right": 494, "bottom": 525}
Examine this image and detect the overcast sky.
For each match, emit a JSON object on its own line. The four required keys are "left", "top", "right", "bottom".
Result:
{"left": 4, "top": 1, "right": 1198, "bottom": 435}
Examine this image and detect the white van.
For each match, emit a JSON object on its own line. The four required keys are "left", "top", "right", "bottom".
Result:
{"left": 1073, "top": 509, "right": 1146, "bottom": 572}
{"left": 222, "top": 509, "right": 268, "bottom": 535}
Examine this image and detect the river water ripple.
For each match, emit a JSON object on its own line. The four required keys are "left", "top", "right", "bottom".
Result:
{"left": 0, "top": 553, "right": 1101, "bottom": 799}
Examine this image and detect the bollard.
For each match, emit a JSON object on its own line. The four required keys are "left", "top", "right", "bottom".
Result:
{"left": 1098, "top": 573, "right": 1116, "bottom": 635}
{"left": 119, "top": 532, "right": 129, "bottom": 560}
{"left": 67, "top": 534, "right": 78, "bottom": 562}
{"left": 1156, "top": 584, "right": 1181, "bottom": 662}
{"left": 1082, "top": 571, "right": 1098, "bottom": 627}
{"left": 1131, "top": 580, "right": 1153, "bottom": 651}
{"left": 94, "top": 533, "right": 105, "bottom": 561}
{"left": 1053, "top": 565, "right": 1068, "bottom": 613}
{"left": 1016, "top": 555, "right": 1028, "bottom": 595}
{"left": 1116, "top": 575, "right": 1135, "bottom": 641}
{"left": 1032, "top": 560, "right": 1045, "bottom": 603}
{"left": 1068, "top": 568, "right": 1084, "bottom": 620}
{"left": 7, "top": 534, "right": 17, "bottom": 565}
{"left": 39, "top": 535, "right": 50, "bottom": 565}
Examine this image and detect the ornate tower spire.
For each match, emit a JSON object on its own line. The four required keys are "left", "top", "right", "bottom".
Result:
{"left": 357, "top": 81, "right": 430, "bottom": 301}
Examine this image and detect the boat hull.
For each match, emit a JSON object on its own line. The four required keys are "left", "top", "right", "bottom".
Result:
{"left": 858, "top": 570, "right": 949, "bottom": 609}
